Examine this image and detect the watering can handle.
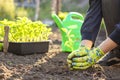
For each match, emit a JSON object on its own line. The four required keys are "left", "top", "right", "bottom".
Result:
{"left": 51, "top": 13, "right": 63, "bottom": 29}
{"left": 67, "top": 12, "right": 84, "bottom": 21}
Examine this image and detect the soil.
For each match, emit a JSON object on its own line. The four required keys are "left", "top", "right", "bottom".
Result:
{"left": 0, "top": 26, "right": 120, "bottom": 80}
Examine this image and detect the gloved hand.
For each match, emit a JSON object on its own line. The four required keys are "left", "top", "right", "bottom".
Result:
{"left": 67, "top": 45, "right": 90, "bottom": 70}
{"left": 68, "top": 47, "right": 105, "bottom": 70}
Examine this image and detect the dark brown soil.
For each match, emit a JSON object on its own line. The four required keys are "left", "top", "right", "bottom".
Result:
{"left": 0, "top": 26, "right": 120, "bottom": 80}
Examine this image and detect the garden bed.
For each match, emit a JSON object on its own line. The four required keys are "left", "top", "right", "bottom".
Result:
{"left": 0, "top": 26, "right": 120, "bottom": 80}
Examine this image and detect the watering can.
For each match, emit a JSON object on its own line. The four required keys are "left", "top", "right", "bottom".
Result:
{"left": 52, "top": 12, "right": 84, "bottom": 52}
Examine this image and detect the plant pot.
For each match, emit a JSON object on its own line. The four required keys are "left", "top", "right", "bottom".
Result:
{"left": 8, "top": 41, "right": 49, "bottom": 55}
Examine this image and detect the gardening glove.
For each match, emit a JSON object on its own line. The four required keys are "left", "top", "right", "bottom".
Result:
{"left": 67, "top": 45, "right": 90, "bottom": 69}
{"left": 71, "top": 47, "right": 105, "bottom": 70}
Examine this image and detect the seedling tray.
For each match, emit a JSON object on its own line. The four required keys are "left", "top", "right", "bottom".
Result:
{"left": 8, "top": 41, "right": 49, "bottom": 55}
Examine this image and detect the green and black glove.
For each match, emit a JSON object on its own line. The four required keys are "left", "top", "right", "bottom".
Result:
{"left": 67, "top": 47, "right": 105, "bottom": 70}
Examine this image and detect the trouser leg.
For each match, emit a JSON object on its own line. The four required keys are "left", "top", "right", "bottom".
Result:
{"left": 98, "top": 0, "right": 120, "bottom": 66}
{"left": 102, "top": 0, "right": 120, "bottom": 35}
{"left": 102, "top": 0, "right": 120, "bottom": 50}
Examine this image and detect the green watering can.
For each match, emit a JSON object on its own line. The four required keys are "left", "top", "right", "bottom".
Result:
{"left": 52, "top": 12, "right": 84, "bottom": 52}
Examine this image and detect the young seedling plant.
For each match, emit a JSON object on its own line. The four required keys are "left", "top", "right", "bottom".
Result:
{"left": 0, "top": 17, "right": 52, "bottom": 42}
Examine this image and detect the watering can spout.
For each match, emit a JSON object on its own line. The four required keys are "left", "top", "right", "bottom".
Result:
{"left": 51, "top": 13, "right": 63, "bottom": 30}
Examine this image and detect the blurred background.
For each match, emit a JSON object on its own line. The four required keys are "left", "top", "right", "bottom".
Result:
{"left": 0, "top": 0, "right": 89, "bottom": 25}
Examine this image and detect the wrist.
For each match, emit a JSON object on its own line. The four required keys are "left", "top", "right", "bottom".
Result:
{"left": 96, "top": 47, "right": 105, "bottom": 56}
{"left": 98, "top": 37, "right": 118, "bottom": 54}
{"left": 80, "top": 40, "right": 93, "bottom": 48}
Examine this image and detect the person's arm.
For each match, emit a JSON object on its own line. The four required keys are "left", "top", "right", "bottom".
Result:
{"left": 109, "top": 23, "right": 120, "bottom": 45}
{"left": 68, "top": 34, "right": 119, "bottom": 70}
{"left": 81, "top": 0, "right": 103, "bottom": 45}
{"left": 68, "top": 38, "right": 118, "bottom": 70}
{"left": 99, "top": 23, "right": 120, "bottom": 54}
{"left": 98, "top": 37, "right": 118, "bottom": 54}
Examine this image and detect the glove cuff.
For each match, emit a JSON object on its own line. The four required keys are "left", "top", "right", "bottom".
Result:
{"left": 92, "top": 47, "right": 105, "bottom": 60}
{"left": 79, "top": 45, "right": 91, "bottom": 50}
{"left": 96, "top": 47, "right": 105, "bottom": 56}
